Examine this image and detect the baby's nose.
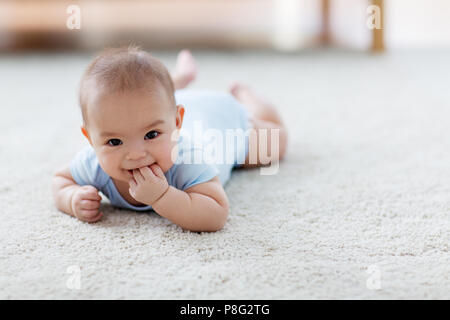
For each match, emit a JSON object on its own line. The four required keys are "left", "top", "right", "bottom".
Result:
{"left": 126, "top": 146, "right": 148, "bottom": 161}
{"left": 127, "top": 153, "right": 144, "bottom": 161}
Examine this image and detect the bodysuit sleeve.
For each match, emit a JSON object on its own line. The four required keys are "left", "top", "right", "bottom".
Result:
{"left": 69, "top": 146, "right": 109, "bottom": 190}
{"left": 169, "top": 147, "right": 220, "bottom": 191}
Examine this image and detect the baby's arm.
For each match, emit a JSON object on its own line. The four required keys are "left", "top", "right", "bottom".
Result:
{"left": 52, "top": 165, "right": 103, "bottom": 223}
{"left": 153, "top": 176, "right": 229, "bottom": 232}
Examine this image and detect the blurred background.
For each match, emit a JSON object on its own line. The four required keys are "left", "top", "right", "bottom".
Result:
{"left": 0, "top": 0, "right": 449, "bottom": 52}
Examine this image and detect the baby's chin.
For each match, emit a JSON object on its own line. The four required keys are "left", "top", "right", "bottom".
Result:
{"left": 106, "top": 168, "right": 136, "bottom": 182}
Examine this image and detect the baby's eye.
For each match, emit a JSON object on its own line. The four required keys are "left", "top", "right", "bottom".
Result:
{"left": 145, "top": 130, "right": 159, "bottom": 140}
{"left": 107, "top": 139, "right": 122, "bottom": 146}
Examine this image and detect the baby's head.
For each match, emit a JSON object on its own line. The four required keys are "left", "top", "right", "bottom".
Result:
{"left": 79, "top": 45, "right": 184, "bottom": 182}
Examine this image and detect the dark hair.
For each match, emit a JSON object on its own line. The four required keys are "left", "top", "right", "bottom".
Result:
{"left": 79, "top": 45, "right": 175, "bottom": 124}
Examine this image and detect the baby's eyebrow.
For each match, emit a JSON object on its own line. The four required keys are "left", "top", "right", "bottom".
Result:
{"left": 144, "top": 119, "right": 165, "bottom": 130}
{"left": 100, "top": 119, "right": 165, "bottom": 138}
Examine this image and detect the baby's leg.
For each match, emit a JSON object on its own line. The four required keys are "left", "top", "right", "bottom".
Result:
{"left": 230, "top": 83, "right": 288, "bottom": 168}
{"left": 171, "top": 49, "right": 197, "bottom": 90}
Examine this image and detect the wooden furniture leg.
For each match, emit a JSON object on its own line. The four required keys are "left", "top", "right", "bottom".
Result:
{"left": 321, "top": 0, "right": 330, "bottom": 45}
{"left": 372, "top": 0, "right": 384, "bottom": 52}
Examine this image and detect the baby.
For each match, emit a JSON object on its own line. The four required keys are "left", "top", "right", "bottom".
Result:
{"left": 52, "top": 46, "right": 287, "bottom": 232}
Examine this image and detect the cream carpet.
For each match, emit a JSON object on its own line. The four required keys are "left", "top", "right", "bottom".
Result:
{"left": 1, "top": 49, "right": 449, "bottom": 299}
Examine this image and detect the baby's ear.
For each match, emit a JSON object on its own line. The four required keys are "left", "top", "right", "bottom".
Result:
{"left": 176, "top": 104, "right": 185, "bottom": 129}
{"left": 81, "top": 126, "right": 92, "bottom": 145}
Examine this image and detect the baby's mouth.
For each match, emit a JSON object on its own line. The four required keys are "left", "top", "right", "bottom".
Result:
{"left": 126, "top": 165, "right": 153, "bottom": 175}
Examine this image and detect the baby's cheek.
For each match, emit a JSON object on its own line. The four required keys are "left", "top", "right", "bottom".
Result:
{"left": 97, "top": 151, "right": 121, "bottom": 178}
{"left": 158, "top": 143, "right": 177, "bottom": 173}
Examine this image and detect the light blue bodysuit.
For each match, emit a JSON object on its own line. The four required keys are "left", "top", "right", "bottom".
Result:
{"left": 70, "top": 89, "right": 251, "bottom": 212}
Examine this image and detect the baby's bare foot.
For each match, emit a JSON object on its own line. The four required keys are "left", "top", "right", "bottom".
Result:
{"left": 172, "top": 49, "right": 197, "bottom": 90}
{"left": 230, "top": 82, "right": 253, "bottom": 102}
{"left": 230, "top": 82, "right": 283, "bottom": 125}
{"left": 229, "top": 82, "right": 267, "bottom": 114}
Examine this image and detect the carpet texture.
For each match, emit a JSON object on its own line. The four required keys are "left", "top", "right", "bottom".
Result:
{"left": 1, "top": 49, "right": 449, "bottom": 299}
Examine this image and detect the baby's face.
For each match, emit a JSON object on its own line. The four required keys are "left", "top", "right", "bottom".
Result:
{"left": 84, "top": 87, "right": 184, "bottom": 182}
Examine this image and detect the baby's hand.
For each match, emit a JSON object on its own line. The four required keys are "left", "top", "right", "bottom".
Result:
{"left": 70, "top": 185, "right": 103, "bottom": 223}
{"left": 129, "top": 164, "right": 169, "bottom": 206}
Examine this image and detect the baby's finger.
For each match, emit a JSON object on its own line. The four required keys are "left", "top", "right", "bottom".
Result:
{"left": 139, "top": 166, "right": 154, "bottom": 179}
{"left": 129, "top": 187, "right": 136, "bottom": 199}
{"left": 82, "top": 188, "right": 101, "bottom": 201}
{"left": 80, "top": 199, "right": 100, "bottom": 210}
{"left": 79, "top": 209, "right": 102, "bottom": 222}
{"left": 133, "top": 169, "right": 145, "bottom": 183}
{"left": 88, "top": 211, "right": 103, "bottom": 223}
{"left": 83, "top": 211, "right": 103, "bottom": 223}
{"left": 129, "top": 178, "right": 137, "bottom": 189}
{"left": 79, "top": 208, "right": 99, "bottom": 218}
{"left": 129, "top": 175, "right": 137, "bottom": 185}
{"left": 150, "top": 164, "right": 164, "bottom": 179}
